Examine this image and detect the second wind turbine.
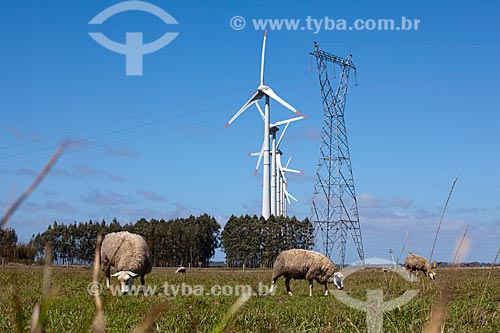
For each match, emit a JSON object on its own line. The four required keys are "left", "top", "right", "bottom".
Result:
{"left": 225, "top": 31, "right": 301, "bottom": 219}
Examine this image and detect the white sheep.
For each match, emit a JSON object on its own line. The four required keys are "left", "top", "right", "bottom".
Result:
{"left": 404, "top": 253, "right": 436, "bottom": 280}
{"left": 100, "top": 231, "right": 153, "bottom": 293}
{"left": 269, "top": 249, "right": 344, "bottom": 296}
{"left": 175, "top": 266, "right": 186, "bottom": 274}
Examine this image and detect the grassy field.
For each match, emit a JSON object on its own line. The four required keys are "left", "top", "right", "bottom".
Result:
{"left": 0, "top": 265, "right": 499, "bottom": 332}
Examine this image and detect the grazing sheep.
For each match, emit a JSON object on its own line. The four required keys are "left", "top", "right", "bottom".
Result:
{"left": 175, "top": 266, "right": 186, "bottom": 274}
{"left": 269, "top": 249, "right": 344, "bottom": 296}
{"left": 101, "top": 231, "right": 153, "bottom": 293}
{"left": 404, "top": 253, "right": 436, "bottom": 280}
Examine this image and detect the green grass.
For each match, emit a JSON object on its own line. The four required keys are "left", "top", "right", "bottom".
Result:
{"left": 0, "top": 266, "right": 499, "bottom": 332}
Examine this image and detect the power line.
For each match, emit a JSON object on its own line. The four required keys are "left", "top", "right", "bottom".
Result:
{"left": 0, "top": 88, "right": 320, "bottom": 168}
{"left": 0, "top": 71, "right": 311, "bottom": 151}
{"left": 0, "top": 81, "right": 317, "bottom": 161}
{"left": 0, "top": 116, "right": 226, "bottom": 168}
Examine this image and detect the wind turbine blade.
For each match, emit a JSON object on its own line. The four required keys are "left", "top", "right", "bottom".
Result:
{"left": 284, "top": 187, "right": 299, "bottom": 203}
{"left": 272, "top": 115, "right": 307, "bottom": 128}
{"left": 225, "top": 91, "right": 263, "bottom": 127}
{"left": 260, "top": 30, "right": 267, "bottom": 86}
{"left": 254, "top": 101, "right": 265, "bottom": 122}
{"left": 276, "top": 154, "right": 289, "bottom": 186}
{"left": 252, "top": 140, "right": 265, "bottom": 176}
{"left": 285, "top": 154, "right": 292, "bottom": 168}
{"left": 284, "top": 192, "right": 291, "bottom": 205}
{"left": 282, "top": 167, "right": 302, "bottom": 174}
{"left": 276, "top": 122, "right": 290, "bottom": 148}
{"left": 262, "top": 87, "right": 301, "bottom": 115}
{"left": 248, "top": 140, "right": 265, "bottom": 175}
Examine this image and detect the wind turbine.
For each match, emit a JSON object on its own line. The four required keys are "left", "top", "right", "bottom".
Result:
{"left": 250, "top": 101, "right": 305, "bottom": 216}
{"left": 277, "top": 153, "right": 302, "bottom": 216}
{"left": 225, "top": 30, "right": 301, "bottom": 219}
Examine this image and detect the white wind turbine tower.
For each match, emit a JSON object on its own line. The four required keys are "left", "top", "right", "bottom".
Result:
{"left": 225, "top": 30, "right": 301, "bottom": 219}
{"left": 250, "top": 101, "right": 305, "bottom": 216}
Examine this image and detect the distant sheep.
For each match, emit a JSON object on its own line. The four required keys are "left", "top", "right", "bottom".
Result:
{"left": 175, "top": 266, "right": 186, "bottom": 274}
{"left": 101, "top": 231, "right": 153, "bottom": 293}
{"left": 404, "top": 253, "right": 436, "bottom": 280}
{"left": 269, "top": 249, "right": 344, "bottom": 296}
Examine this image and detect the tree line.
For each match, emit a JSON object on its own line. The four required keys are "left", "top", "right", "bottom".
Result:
{"left": 1, "top": 214, "right": 220, "bottom": 267}
{"left": 1, "top": 214, "right": 314, "bottom": 268}
{"left": 221, "top": 215, "right": 314, "bottom": 268}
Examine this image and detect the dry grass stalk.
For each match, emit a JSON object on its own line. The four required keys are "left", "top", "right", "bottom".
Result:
{"left": 1, "top": 141, "right": 68, "bottom": 228}
{"left": 11, "top": 284, "right": 25, "bottom": 333}
{"left": 132, "top": 302, "right": 169, "bottom": 333}
{"left": 211, "top": 292, "right": 252, "bottom": 333}
{"left": 429, "top": 176, "right": 459, "bottom": 263}
{"left": 30, "top": 244, "right": 53, "bottom": 333}
{"left": 475, "top": 247, "right": 500, "bottom": 319}
{"left": 345, "top": 317, "right": 361, "bottom": 333}
{"left": 452, "top": 227, "right": 470, "bottom": 266}
{"left": 423, "top": 281, "right": 449, "bottom": 333}
{"left": 424, "top": 232, "right": 472, "bottom": 333}
{"left": 91, "top": 235, "right": 106, "bottom": 333}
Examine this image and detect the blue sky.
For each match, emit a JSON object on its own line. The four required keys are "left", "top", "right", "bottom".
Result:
{"left": 1, "top": 0, "right": 498, "bottom": 263}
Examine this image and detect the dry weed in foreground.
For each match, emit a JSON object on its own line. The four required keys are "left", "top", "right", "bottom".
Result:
{"left": 1, "top": 144, "right": 66, "bottom": 332}
{"left": 424, "top": 231, "right": 472, "bottom": 333}
{"left": 423, "top": 280, "right": 449, "bottom": 333}
{"left": 211, "top": 292, "right": 252, "bottom": 333}
{"left": 429, "top": 176, "right": 459, "bottom": 263}
{"left": 91, "top": 235, "right": 105, "bottom": 333}
{"left": 475, "top": 247, "right": 500, "bottom": 319}
{"left": 1, "top": 141, "right": 68, "bottom": 228}
{"left": 30, "top": 244, "right": 54, "bottom": 333}
{"left": 132, "top": 302, "right": 169, "bottom": 333}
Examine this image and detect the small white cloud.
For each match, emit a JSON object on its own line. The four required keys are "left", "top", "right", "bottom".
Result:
{"left": 81, "top": 189, "right": 133, "bottom": 206}
{"left": 136, "top": 189, "right": 166, "bottom": 202}
{"left": 389, "top": 197, "right": 414, "bottom": 208}
{"left": 358, "top": 192, "right": 382, "bottom": 208}
{"left": 45, "top": 200, "right": 78, "bottom": 214}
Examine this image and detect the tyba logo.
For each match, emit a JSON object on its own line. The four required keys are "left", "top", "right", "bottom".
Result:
{"left": 89, "top": 1, "right": 179, "bottom": 76}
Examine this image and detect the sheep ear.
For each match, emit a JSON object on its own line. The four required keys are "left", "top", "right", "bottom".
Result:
{"left": 128, "top": 271, "right": 138, "bottom": 277}
{"left": 111, "top": 272, "right": 122, "bottom": 277}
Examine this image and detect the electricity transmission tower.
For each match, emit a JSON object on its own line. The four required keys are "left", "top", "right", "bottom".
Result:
{"left": 310, "top": 42, "right": 364, "bottom": 268}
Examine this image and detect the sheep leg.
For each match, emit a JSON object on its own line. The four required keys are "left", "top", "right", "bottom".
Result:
{"left": 308, "top": 280, "right": 313, "bottom": 297}
{"left": 408, "top": 269, "right": 414, "bottom": 282}
{"left": 323, "top": 283, "right": 329, "bottom": 296}
{"left": 105, "top": 265, "right": 111, "bottom": 289}
{"left": 101, "top": 259, "right": 111, "bottom": 289}
{"left": 269, "top": 281, "right": 275, "bottom": 295}
{"left": 140, "top": 275, "right": 146, "bottom": 294}
{"left": 270, "top": 273, "right": 281, "bottom": 295}
{"left": 285, "top": 277, "right": 293, "bottom": 296}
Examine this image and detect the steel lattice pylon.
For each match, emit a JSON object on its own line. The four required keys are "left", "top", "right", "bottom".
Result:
{"left": 310, "top": 42, "right": 364, "bottom": 268}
